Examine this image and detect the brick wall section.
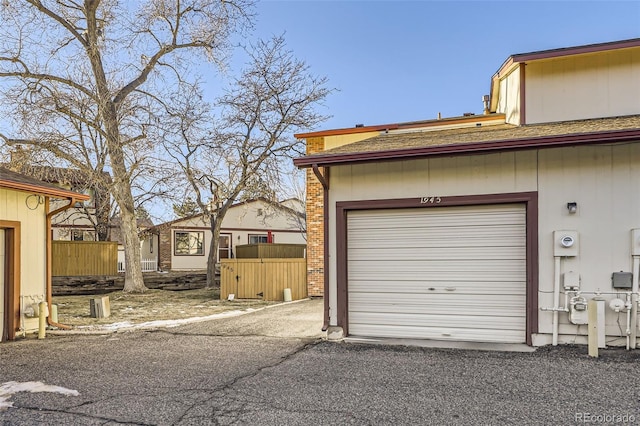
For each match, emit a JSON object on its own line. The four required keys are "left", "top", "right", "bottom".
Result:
{"left": 306, "top": 136, "right": 326, "bottom": 297}
{"left": 158, "top": 227, "right": 172, "bottom": 271}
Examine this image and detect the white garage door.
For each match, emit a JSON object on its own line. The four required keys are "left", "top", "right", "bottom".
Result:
{"left": 347, "top": 204, "right": 527, "bottom": 343}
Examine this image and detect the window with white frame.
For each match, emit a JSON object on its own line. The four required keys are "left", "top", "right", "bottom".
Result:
{"left": 71, "top": 230, "right": 96, "bottom": 241}
{"left": 249, "top": 234, "right": 269, "bottom": 244}
{"left": 174, "top": 231, "right": 204, "bottom": 255}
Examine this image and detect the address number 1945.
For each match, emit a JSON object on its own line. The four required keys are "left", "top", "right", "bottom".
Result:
{"left": 420, "top": 196, "right": 442, "bottom": 204}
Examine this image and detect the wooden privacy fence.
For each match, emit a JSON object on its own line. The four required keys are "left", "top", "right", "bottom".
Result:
{"left": 235, "top": 243, "right": 306, "bottom": 259}
{"left": 52, "top": 241, "right": 118, "bottom": 276}
{"left": 220, "top": 258, "right": 307, "bottom": 301}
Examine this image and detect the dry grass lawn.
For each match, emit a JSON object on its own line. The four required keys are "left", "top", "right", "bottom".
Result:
{"left": 53, "top": 288, "right": 276, "bottom": 328}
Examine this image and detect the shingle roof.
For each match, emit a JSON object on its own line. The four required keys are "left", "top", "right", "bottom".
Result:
{"left": 0, "top": 167, "right": 90, "bottom": 200}
{"left": 294, "top": 115, "right": 640, "bottom": 167}
{"left": 5, "top": 164, "right": 112, "bottom": 187}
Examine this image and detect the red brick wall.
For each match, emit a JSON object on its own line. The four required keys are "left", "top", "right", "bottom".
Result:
{"left": 158, "top": 227, "right": 172, "bottom": 271}
{"left": 306, "top": 137, "right": 325, "bottom": 297}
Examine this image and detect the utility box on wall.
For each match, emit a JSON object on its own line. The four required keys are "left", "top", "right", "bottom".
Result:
{"left": 612, "top": 272, "right": 633, "bottom": 289}
{"left": 553, "top": 230, "right": 579, "bottom": 257}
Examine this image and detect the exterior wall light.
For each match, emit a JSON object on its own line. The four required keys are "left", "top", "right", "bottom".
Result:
{"left": 567, "top": 202, "right": 577, "bottom": 214}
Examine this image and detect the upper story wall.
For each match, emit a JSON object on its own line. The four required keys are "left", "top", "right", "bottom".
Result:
{"left": 496, "top": 67, "right": 521, "bottom": 125}
{"left": 525, "top": 48, "right": 640, "bottom": 124}
{"left": 495, "top": 47, "right": 640, "bottom": 125}
{"left": 172, "top": 199, "right": 303, "bottom": 232}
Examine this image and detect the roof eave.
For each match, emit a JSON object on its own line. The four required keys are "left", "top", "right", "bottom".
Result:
{"left": 511, "top": 37, "right": 640, "bottom": 63}
{"left": 493, "top": 38, "right": 640, "bottom": 86}
{"left": 294, "top": 128, "right": 640, "bottom": 168}
{"left": 295, "top": 114, "right": 507, "bottom": 139}
{"left": 0, "top": 180, "right": 91, "bottom": 200}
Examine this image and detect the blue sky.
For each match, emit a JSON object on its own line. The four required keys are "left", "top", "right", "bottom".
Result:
{"left": 243, "top": 0, "right": 640, "bottom": 131}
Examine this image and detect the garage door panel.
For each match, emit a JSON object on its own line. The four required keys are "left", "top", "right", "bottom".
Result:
{"left": 348, "top": 208, "right": 525, "bottom": 229}
{"left": 348, "top": 280, "right": 526, "bottom": 295}
{"left": 348, "top": 324, "right": 525, "bottom": 343}
{"left": 350, "top": 312, "right": 526, "bottom": 331}
{"left": 348, "top": 259, "right": 526, "bottom": 279}
{"left": 347, "top": 204, "right": 527, "bottom": 344}
{"left": 349, "top": 294, "right": 526, "bottom": 316}
{"left": 348, "top": 223, "right": 526, "bottom": 238}
{"left": 348, "top": 235, "right": 525, "bottom": 249}
{"left": 348, "top": 246, "right": 526, "bottom": 261}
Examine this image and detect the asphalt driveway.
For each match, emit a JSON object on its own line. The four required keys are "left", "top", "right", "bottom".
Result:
{"left": 1, "top": 298, "right": 640, "bottom": 425}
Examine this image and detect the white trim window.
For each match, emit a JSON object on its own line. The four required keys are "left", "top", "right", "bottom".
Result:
{"left": 174, "top": 231, "right": 204, "bottom": 256}
{"left": 249, "top": 234, "right": 269, "bottom": 244}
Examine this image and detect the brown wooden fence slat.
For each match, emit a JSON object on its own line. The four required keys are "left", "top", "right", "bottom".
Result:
{"left": 52, "top": 241, "right": 118, "bottom": 276}
{"left": 220, "top": 258, "right": 307, "bottom": 301}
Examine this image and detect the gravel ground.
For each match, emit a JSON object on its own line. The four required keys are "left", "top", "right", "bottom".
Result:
{"left": 2, "top": 299, "right": 640, "bottom": 425}
{"left": 222, "top": 342, "right": 640, "bottom": 425}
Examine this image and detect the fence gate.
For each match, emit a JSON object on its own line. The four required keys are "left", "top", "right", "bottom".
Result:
{"left": 220, "top": 259, "right": 307, "bottom": 301}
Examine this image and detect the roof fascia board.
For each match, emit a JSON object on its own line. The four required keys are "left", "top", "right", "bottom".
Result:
{"left": 295, "top": 114, "right": 506, "bottom": 139}
{"left": 490, "top": 39, "right": 640, "bottom": 113}
{"left": 295, "top": 124, "right": 399, "bottom": 139}
{"left": 0, "top": 180, "right": 90, "bottom": 200}
{"left": 494, "top": 38, "right": 640, "bottom": 82}
{"left": 511, "top": 38, "right": 640, "bottom": 63}
{"left": 293, "top": 128, "right": 640, "bottom": 168}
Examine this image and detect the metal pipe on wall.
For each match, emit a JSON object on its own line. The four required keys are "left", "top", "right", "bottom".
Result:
{"left": 631, "top": 256, "right": 639, "bottom": 349}
{"left": 552, "top": 256, "right": 561, "bottom": 346}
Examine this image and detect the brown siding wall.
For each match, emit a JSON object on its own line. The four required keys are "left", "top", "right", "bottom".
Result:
{"left": 306, "top": 136, "right": 325, "bottom": 297}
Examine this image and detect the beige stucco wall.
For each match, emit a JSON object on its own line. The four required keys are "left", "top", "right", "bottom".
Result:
{"left": 0, "top": 188, "right": 47, "bottom": 333}
{"left": 327, "top": 142, "right": 640, "bottom": 346}
{"left": 524, "top": 48, "right": 640, "bottom": 124}
{"left": 171, "top": 200, "right": 306, "bottom": 270}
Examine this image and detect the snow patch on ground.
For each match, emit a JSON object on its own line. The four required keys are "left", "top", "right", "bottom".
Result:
{"left": 77, "top": 308, "right": 258, "bottom": 332}
{"left": 0, "top": 381, "right": 79, "bottom": 410}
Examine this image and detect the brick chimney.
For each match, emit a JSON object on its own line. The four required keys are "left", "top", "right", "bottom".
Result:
{"left": 9, "top": 145, "right": 27, "bottom": 171}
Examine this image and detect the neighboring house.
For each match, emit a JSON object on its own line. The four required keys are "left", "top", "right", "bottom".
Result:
{"left": 6, "top": 158, "right": 157, "bottom": 273}
{"left": 5, "top": 158, "right": 112, "bottom": 242}
{"left": 294, "top": 38, "right": 640, "bottom": 347}
{"left": 154, "top": 198, "right": 306, "bottom": 271}
{"left": 0, "top": 167, "right": 89, "bottom": 341}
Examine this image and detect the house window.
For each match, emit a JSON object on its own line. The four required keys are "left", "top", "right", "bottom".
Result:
{"left": 71, "top": 230, "right": 95, "bottom": 241}
{"left": 174, "top": 231, "right": 204, "bottom": 256}
{"left": 219, "top": 234, "right": 231, "bottom": 260}
{"left": 249, "top": 234, "right": 269, "bottom": 244}
{"left": 73, "top": 188, "right": 96, "bottom": 208}
{"left": 150, "top": 237, "right": 154, "bottom": 254}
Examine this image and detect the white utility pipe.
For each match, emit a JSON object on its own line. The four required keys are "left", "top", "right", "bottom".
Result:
{"left": 632, "top": 256, "right": 639, "bottom": 349}
{"left": 553, "top": 256, "right": 561, "bottom": 346}
{"left": 626, "top": 292, "right": 632, "bottom": 350}
{"left": 38, "top": 302, "right": 47, "bottom": 340}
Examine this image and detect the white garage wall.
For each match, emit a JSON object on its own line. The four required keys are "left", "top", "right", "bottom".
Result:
{"left": 328, "top": 143, "right": 640, "bottom": 345}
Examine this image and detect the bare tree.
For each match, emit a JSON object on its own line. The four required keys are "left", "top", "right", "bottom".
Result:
{"left": 0, "top": 0, "right": 254, "bottom": 292}
{"left": 159, "top": 36, "right": 332, "bottom": 287}
{"left": 278, "top": 168, "right": 307, "bottom": 240}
